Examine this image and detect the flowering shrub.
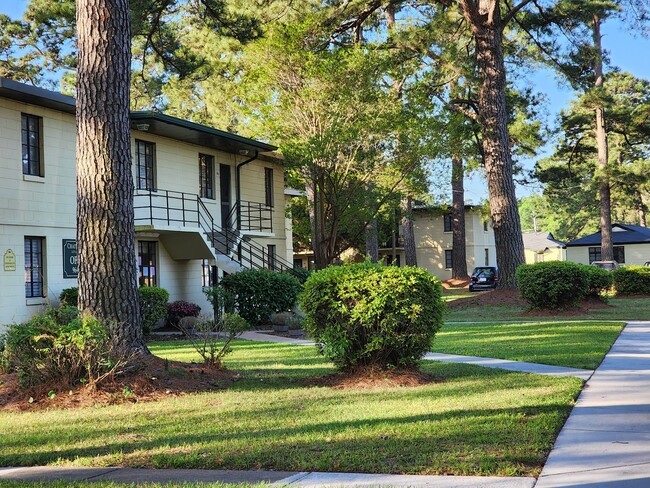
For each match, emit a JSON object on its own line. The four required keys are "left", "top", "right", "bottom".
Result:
{"left": 167, "top": 300, "right": 201, "bottom": 326}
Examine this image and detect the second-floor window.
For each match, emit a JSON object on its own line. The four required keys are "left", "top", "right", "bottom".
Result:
{"left": 199, "top": 153, "right": 214, "bottom": 199}
{"left": 265, "top": 167, "right": 274, "bottom": 207}
{"left": 443, "top": 213, "right": 453, "bottom": 232}
{"left": 136, "top": 140, "right": 155, "bottom": 190}
{"left": 22, "top": 114, "right": 43, "bottom": 176}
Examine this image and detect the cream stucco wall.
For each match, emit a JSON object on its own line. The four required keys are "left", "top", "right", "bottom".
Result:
{"left": 524, "top": 247, "right": 565, "bottom": 264}
{"left": 566, "top": 244, "right": 650, "bottom": 266}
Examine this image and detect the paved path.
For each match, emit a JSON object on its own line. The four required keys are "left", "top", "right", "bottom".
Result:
{"left": 536, "top": 321, "right": 650, "bottom": 487}
{"left": 0, "top": 466, "right": 536, "bottom": 487}
{"left": 423, "top": 353, "right": 593, "bottom": 380}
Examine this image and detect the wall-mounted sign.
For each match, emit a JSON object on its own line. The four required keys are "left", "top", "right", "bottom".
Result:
{"left": 4, "top": 249, "right": 16, "bottom": 272}
{"left": 62, "top": 239, "right": 78, "bottom": 278}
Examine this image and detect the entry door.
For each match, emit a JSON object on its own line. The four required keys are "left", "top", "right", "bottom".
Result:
{"left": 220, "top": 164, "right": 231, "bottom": 227}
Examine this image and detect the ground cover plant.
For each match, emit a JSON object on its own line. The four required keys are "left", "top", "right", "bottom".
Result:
{"left": 0, "top": 340, "right": 581, "bottom": 477}
{"left": 432, "top": 321, "right": 624, "bottom": 370}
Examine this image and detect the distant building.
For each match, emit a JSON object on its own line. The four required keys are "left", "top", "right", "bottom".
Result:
{"left": 565, "top": 223, "right": 650, "bottom": 265}
{"left": 522, "top": 232, "right": 566, "bottom": 263}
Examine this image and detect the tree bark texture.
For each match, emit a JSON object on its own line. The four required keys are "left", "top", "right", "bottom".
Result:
{"left": 401, "top": 196, "right": 417, "bottom": 266}
{"left": 451, "top": 155, "right": 468, "bottom": 279}
{"left": 463, "top": 0, "right": 525, "bottom": 287}
{"left": 592, "top": 15, "right": 613, "bottom": 261}
{"left": 76, "top": 0, "right": 147, "bottom": 354}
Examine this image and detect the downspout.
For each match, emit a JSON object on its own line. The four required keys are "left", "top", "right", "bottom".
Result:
{"left": 235, "top": 150, "right": 259, "bottom": 231}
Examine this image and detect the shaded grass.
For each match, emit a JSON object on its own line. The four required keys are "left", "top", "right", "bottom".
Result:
{"left": 0, "top": 341, "right": 582, "bottom": 477}
{"left": 447, "top": 297, "right": 650, "bottom": 322}
{"left": 0, "top": 483, "right": 266, "bottom": 488}
{"left": 433, "top": 321, "right": 623, "bottom": 369}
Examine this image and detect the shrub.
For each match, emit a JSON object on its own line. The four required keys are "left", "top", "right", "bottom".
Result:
{"left": 299, "top": 262, "right": 445, "bottom": 370}
{"left": 580, "top": 264, "right": 614, "bottom": 299}
{"left": 516, "top": 261, "right": 589, "bottom": 310}
{"left": 138, "top": 287, "right": 170, "bottom": 334}
{"left": 613, "top": 266, "right": 650, "bottom": 295}
{"left": 3, "top": 307, "right": 125, "bottom": 388}
{"left": 221, "top": 269, "right": 302, "bottom": 326}
{"left": 167, "top": 300, "right": 201, "bottom": 326}
{"left": 0, "top": 333, "right": 8, "bottom": 374}
{"left": 59, "top": 287, "right": 79, "bottom": 306}
{"left": 178, "top": 313, "right": 250, "bottom": 368}
{"left": 284, "top": 267, "right": 311, "bottom": 284}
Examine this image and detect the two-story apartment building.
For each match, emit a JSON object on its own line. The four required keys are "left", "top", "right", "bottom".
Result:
{"left": 372, "top": 205, "right": 496, "bottom": 281}
{"left": 0, "top": 78, "right": 292, "bottom": 328}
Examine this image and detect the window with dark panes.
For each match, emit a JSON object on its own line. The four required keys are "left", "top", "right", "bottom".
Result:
{"left": 22, "top": 114, "right": 42, "bottom": 176}
{"left": 135, "top": 140, "right": 155, "bottom": 190}
{"left": 267, "top": 244, "right": 276, "bottom": 270}
{"left": 138, "top": 241, "right": 157, "bottom": 286}
{"left": 614, "top": 246, "right": 625, "bottom": 264}
{"left": 445, "top": 249, "right": 453, "bottom": 269}
{"left": 199, "top": 153, "right": 214, "bottom": 199}
{"left": 264, "top": 167, "right": 274, "bottom": 207}
{"left": 443, "top": 213, "right": 452, "bottom": 232}
{"left": 588, "top": 247, "right": 601, "bottom": 263}
{"left": 484, "top": 248, "right": 489, "bottom": 266}
{"left": 202, "top": 259, "right": 217, "bottom": 287}
{"left": 25, "top": 237, "right": 45, "bottom": 297}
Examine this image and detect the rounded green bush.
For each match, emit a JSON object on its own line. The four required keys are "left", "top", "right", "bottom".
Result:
{"left": 221, "top": 269, "right": 302, "bottom": 326}
{"left": 59, "top": 287, "right": 79, "bottom": 306}
{"left": 579, "top": 264, "right": 614, "bottom": 299}
{"left": 138, "top": 286, "right": 170, "bottom": 334}
{"left": 516, "top": 261, "right": 589, "bottom": 310}
{"left": 613, "top": 266, "right": 650, "bottom": 295}
{"left": 299, "top": 262, "right": 445, "bottom": 370}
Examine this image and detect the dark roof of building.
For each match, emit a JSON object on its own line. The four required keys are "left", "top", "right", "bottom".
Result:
{"left": 0, "top": 77, "right": 277, "bottom": 155}
{"left": 522, "top": 232, "right": 566, "bottom": 252}
{"left": 566, "top": 224, "right": 650, "bottom": 247}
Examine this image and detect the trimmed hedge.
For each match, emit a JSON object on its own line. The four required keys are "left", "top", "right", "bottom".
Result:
{"left": 580, "top": 264, "right": 613, "bottom": 299}
{"left": 299, "top": 262, "right": 445, "bottom": 370}
{"left": 613, "top": 266, "right": 650, "bottom": 295}
{"left": 221, "top": 269, "right": 302, "bottom": 326}
{"left": 516, "top": 261, "right": 589, "bottom": 310}
{"left": 138, "top": 287, "right": 170, "bottom": 334}
{"left": 59, "top": 287, "right": 79, "bottom": 306}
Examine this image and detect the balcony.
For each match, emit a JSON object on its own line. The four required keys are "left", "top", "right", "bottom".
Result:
{"left": 225, "top": 200, "right": 273, "bottom": 233}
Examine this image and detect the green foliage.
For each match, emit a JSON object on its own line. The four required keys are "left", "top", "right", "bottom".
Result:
{"left": 138, "top": 286, "right": 170, "bottom": 334}
{"left": 0, "top": 333, "right": 8, "bottom": 374}
{"left": 166, "top": 300, "right": 201, "bottom": 326}
{"left": 613, "top": 266, "right": 650, "bottom": 295}
{"left": 299, "top": 262, "right": 445, "bottom": 370}
{"left": 221, "top": 269, "right": 302, "bottom": 326}
{"left": 179, "top": 313, "right": 250, "bottom": 368}
{"left": 284, "top": 267, "right": 311, "bottom": 285}
{"left": 580, "top": 264, "right": 614, "bottom": 299}
{"left": 3, "top": 307, "right": 121, "bottom": 388}
{"left": 516, "top": 261, "right": 589, "bottom": 310}
{"left": 58, "top": 287, "right": 79, "bottom": 306}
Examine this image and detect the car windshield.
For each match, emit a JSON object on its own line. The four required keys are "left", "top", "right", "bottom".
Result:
{"left": 473, "top": 268, "right": 494, "bottom": 278}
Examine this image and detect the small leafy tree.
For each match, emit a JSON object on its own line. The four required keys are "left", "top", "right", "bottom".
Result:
{"left": 177, "top": 313, "right": 249, "bottom": 368}
{"left": 138, "top": 287, "right": 169, "bottom": 334}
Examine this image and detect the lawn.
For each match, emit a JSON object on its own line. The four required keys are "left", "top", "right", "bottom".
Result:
{"left": 0, "top": 341, "right": 582, "bottom": 477}
{"left": 0, "top": 483, "right": 263, "bottom": 488}
{"left": 446, "top": 296, "right": 650, "bottom": 322}
{"left": 433, "top": 321, "right": 624, "bottom": 369}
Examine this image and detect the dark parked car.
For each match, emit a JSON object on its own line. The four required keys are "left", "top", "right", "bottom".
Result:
{"left": 591, "top": 260, "right": 619, "bottom": 271}
{"left": 469, "top": 266, "right": 500, "bottom": 291}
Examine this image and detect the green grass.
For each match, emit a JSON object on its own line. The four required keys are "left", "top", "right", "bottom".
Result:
{"left": 433, "top": 321, "right": 624, "bottom": 369}
{"left": 0, "top": 341, "right": 581, "bottom": 477}
{"left": 0, "top": 483, "right": 266, "bottom": 488}
{"left": 446, "top": 297, "right": 650, "bottom": 322}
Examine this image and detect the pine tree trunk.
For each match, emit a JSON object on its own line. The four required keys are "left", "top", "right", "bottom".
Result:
{"left": 76, "top": 0, "right": 147, "bottom": 354}
{"left": 401, "top": 196, "right": 417, "bottom": 266}
{"left": 467, "top": 1, "right": 525, "bottom": 288}
{"left": 592, "top": 15, "right": 613, "bottom": 261}
{"left": 451, "top": 155, "right": 468, "bottom": 279}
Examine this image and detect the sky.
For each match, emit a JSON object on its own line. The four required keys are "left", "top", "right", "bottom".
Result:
{"left": 2, "top": 1, "right": 649, "bottom": 203}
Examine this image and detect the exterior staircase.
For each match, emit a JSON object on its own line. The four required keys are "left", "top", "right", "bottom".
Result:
{"left": 134, "top": 189, "right": 293, "bottom": 274}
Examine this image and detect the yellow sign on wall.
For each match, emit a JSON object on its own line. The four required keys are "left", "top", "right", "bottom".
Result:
{"left": 4, "top": 249, "right": 16, "bottom": 272}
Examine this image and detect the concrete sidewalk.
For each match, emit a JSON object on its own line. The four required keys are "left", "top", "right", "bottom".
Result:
{"left": 536, "top": 321, "right": 650, "bottom": 487}
{"left": 0, "top": 466, "right": 536, "bottom": 487}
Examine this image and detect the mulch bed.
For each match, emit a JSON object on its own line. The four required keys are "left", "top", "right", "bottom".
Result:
{"left": 0, "top": 355, "right": 239, "bottom": 413}
{"left": 303, "top": 365, "right": 440, "bottom": 390}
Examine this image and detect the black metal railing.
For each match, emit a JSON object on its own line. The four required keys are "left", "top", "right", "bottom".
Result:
{"left": 225, "top": 200, "right": 273, "bottom": 233}
{"left": 134, "top": 189, "right": 293, "bottom": 273}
